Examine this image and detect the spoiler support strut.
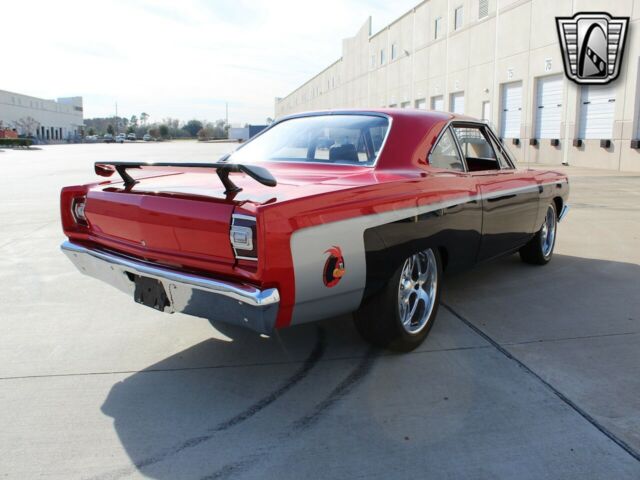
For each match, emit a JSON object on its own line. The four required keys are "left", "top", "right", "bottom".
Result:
{"left": 94, "top": 161, "right": 277, "bottom": 194}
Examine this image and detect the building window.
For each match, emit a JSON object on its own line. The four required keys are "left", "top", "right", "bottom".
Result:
{"left": 431, "top": 95, "right": 444, "bottom": 111}
{"left": 434, "top": 17, "right": 443, "bottom": 39}
{"left": 450, "top": 92, "right": 465, "bottom": 114}
{"left": 400, "top": 101, "right": 411, "bottom": 109}
{"left": 391, "top": 43, "right": 398, "bottom": 60}
{"left": 371, "top": 54, "right": 376, "bottom": 68}
{"left": 454, "top": 6, "right": 464, "bottom": 30}
{"left": 380, "top": 49, "right": 386, "bottom": 65}
{"left": 479, "top": 0, "right": 489, "bottom": 19}
{"left": 482, "top": 101, "right": 491, "bottom": 122}
{"left": 415, "top": 98, "right": 427, "bottom": 110}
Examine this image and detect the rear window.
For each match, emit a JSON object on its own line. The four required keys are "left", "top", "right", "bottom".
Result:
{"left": 228, "top": 115, "right": 390, "bottom": 166}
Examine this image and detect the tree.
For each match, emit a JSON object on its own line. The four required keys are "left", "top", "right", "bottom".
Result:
{"left": 107, "top": 124, "right": 114, "bottom": 135}
{"left": 129, "top": 115, "right": 138, "bottom": 128}
{"left": 87, "top": 127, "right": 96, "bottom": 136}
{"left": 140, "top": 112, "right": 150, "bottom": 126}
{"left": 148, "top": 127, "right": 159, "bottom": 138}
{"left": 159, "top": 124, "right": 169, "bottom": 139}
{"left": 13, "top": 117, "right": 40, "bottom": 137}
{"left": 182, "top": 119, "right": 203, "bottom": 137}
{"left": 126, "top": 126, "right": 135, "bottom": 134}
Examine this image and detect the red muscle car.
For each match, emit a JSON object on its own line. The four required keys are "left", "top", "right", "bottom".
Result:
{"left": 61, "top": 110, "right": 569, "bottom": 351}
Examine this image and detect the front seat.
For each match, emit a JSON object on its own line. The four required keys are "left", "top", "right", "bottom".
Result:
{"left": 329, "top": 143, "right": 359, "bottom": 163}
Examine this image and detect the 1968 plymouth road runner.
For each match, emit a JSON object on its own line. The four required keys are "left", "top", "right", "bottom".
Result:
{"left": 61, "top": 110, "right": 569, "bottom": 351}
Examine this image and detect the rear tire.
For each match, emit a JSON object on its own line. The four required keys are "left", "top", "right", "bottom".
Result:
{"left": 354, "top": 248, "right": 442, "bottom": 352}
{"left": 519, "top": 203, "right": 557, "bottom": 265}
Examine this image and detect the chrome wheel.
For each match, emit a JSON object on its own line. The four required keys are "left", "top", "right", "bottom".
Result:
{"left": 541, "top": 206, "right": 557, "bottom": 258}
{"left": 397, "top": 249, "right": 438, "bottom": 335}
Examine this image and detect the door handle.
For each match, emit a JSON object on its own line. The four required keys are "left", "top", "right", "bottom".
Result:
{"left": 538, "top": 185, "right": 544, "bottom": 193}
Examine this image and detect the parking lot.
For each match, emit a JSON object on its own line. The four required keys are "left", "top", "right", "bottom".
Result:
{"left": 1, "top": 141, "right": 639, "bottom": 479}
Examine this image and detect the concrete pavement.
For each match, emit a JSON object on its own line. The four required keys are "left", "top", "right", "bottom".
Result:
{"left": 0, "top": 142, "right": 639, "bottom": 479}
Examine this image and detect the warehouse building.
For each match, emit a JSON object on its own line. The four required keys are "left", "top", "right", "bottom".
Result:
{"left": 275, "top": 0, "right": 640, "bottom": 172}
{"left": 0, "top": 89, "right": 83, "bottom": 142}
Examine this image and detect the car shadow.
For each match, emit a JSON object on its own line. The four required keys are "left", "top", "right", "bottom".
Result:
{"left": 97, "top": 253, "right": 640, "bottom": 479}
{"left": 97, "top": 314, "right": 368, "bottom": 479}
{"left": 442, "top": 253, "right": 640, "bottom": 342}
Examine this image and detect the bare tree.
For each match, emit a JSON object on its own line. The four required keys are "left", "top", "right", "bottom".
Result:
{"left": 13, "top": 117, "right": 40, "bottom": 137}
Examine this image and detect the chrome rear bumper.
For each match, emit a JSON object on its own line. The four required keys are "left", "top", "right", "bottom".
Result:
{"left": 61, "top": 241, "right": 280, "bottom": 334}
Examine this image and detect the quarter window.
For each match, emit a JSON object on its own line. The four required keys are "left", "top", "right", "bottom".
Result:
{"left": 429, "top": 128, "right": 465, "bottom": 172}
{"left": 452, "top": 126, "right": 500, "bottom": 171}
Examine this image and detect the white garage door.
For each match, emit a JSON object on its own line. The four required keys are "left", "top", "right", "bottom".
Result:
{"left": 579, "top": 85, "right": 616, "bottom": 139}
{"left": 450, "top": 92, "right": 464, "bottom": 114}
{"left": 431, "top": 95, "right": 444, "bottom": 111}
{"left": 535, "top": 75, "right": 563, "bottom": 139}
{"left": 500, "top": 81, "right": 522, "bottom": 138}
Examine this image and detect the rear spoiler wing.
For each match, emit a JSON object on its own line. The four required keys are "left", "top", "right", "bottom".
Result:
{"left": 94, "top": 161, "right": 277, "bottom": 194}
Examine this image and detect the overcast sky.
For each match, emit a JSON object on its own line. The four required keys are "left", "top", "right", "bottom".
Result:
{"left": 2, "top": 0, "right": 418, "bottom": 125}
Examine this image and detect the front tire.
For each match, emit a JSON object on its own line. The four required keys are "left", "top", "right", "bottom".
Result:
{"left": 519, "top": 203, "right": 557, "bottom": 265}
{"left": 354, "top": 248, "right": 442, "bottom": 352}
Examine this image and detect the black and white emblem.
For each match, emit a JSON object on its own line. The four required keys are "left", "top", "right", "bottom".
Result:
{"left": 556, "top": 12, "right": 629, "bottom": 85}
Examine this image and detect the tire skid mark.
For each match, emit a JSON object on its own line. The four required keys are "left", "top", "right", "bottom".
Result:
{"left": 292, "top": 346, "right": 377, "bottom": 432}
{"left": 200, "top": 347, "right": 378, "bottom": 480}
{"left": 91, "top": 328, "right": 326, "bottom": 480}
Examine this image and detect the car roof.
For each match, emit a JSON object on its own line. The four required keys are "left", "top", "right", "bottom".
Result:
{"left": 274, "top": 109, "right": 483, "bottom": 170}
{"left": 278, "top": 108, "right": 477, "bottom": 125}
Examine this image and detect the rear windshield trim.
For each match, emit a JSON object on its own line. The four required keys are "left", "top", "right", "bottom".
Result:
{"left": 229, "top": 112, "right": 393, "bottom": 168}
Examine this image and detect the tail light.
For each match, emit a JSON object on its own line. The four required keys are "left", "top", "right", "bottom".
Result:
{"left": 230, "top": 214, "right": 257, "bottom": 261}
{"left": 61, "top": 186, "right": 90, "bottom": 234}
{"left": 71, "top": 197, "right": 88, "bottom": 225}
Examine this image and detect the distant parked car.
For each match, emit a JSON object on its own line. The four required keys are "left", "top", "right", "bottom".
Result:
{"left": 143, "top": 134, "right": 154, "bottom": 141}
{"left": 85, "top": 135, "right": 98, "bottom": 143}
{"left": 115, "top": 134, "right": 126, "bottom": 143}
{"left": 103, "top": 134, "right": 114, "bottom": 143}
{"left": 127, "top": 133, "right": 137, "bottom": 141}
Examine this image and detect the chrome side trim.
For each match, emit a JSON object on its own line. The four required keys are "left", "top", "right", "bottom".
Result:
{"left": 61, "top": 241, "right": 279, "bottom": 333}
{"left": 558, "top": 204, "right": 570, "bottom": 222}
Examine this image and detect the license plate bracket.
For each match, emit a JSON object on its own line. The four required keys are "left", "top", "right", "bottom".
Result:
{"left": 133, "top": 275, "right": 171, "bottom": 311}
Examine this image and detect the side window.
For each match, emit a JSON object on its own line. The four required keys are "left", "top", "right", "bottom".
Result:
{"left": 452, "top": 126, "right": 500, "bottom": 172}
{"left": 429, "top": 128, "right": 465, "bottom": 171}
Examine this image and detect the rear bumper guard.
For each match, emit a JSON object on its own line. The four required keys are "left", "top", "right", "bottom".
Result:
{"left": 61, "top": 241, "right": 279, "bottom": 334}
